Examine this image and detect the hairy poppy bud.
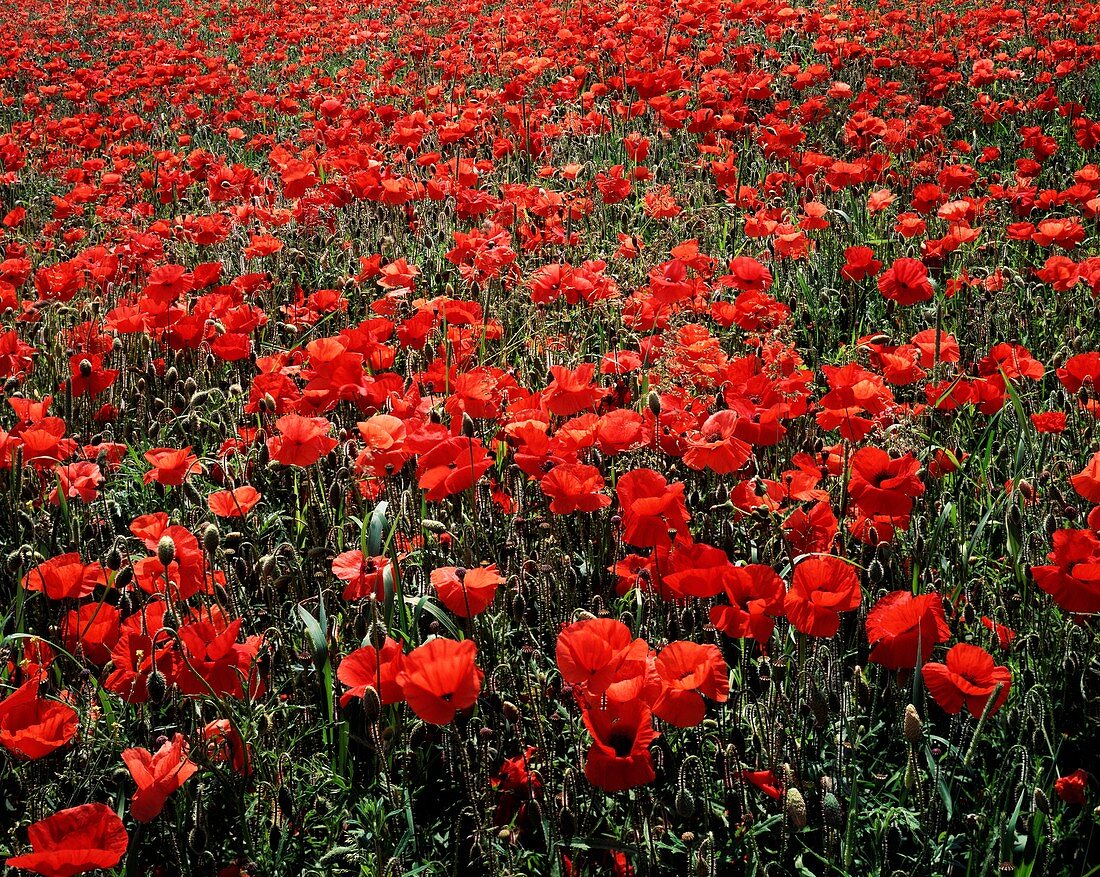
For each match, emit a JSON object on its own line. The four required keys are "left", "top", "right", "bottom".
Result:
{"left": 78, "top": 358, "right": 92, "bottom": 378}
{"left": 202, "top": 524, "right": 220, "bottom": 555}
{"left": 822, "top": 792, "right": 843, "bottom": 828}
{"left": 647, "top": 390, "right": 662, "bottom": 415}
{"left": 903, "top": 704, "right": 923, "bottom": 743}
{"left": 157, "top": 535, "right": 176, "bottom": 567}
{"left": 147, "top": 670, "right": 167, "bottom": 704}
{"left": 1033, "top": 788, "right": 1050, "bottom": 816}
{"left": 461, "top": 412, "right": 475, "bottom": 437}
{"left": 361, "top": 685, "right": 382, "bottom": 723}
{"left": 786, "top": 787, "right": 807, "bottom": 829}
{"left": 106, "top": 547, "right": 122, "bottom": 571}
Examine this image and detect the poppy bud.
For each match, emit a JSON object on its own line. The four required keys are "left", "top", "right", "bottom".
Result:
{"left": 188, "top": 826, "right": 207, "bottom": 854}
{"left": 115, "top": 566, "right": 134, "bottom": 590}
{"left": 202, "top": 524, "right": 220, "bottom": 555}
{"left": 1034, "top": 788, "right": 1050, "bottom": 816}
{"left": 78, "top": 358, "right": 92, "bottom": 378}
{"left": 785, "top": 787, "right": 808, "bottom": 829}
{"left": 368, "top": 621, "right": 389, "bottom": 650}
{"left": 106, "top": 547, "right": 122, "bottom": 571}
{"left": 675, "top": 789, "right": 696, "bottom": 818}
{"left": 903, "top": 704, "right": 923, "bottom": 743}
{"left": 361, "top": 685, "right": 382, "bottom": 723}
{"left": 157, "top": 535, "right": 176, "bottom": 567}
{"left": 147, "top": 670, "right": 167, "bottom": 704}
{"left": 647, "top": 391, "right": 662, "bottom": 415}
{"left": 461, "top": 412, "right": 475, "bottom": 437}
{"left": 822, "top": 792, "right": 843, "bottom": 828}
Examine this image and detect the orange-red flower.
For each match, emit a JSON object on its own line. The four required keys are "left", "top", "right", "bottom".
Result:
{"left": 0, "top": 678, "right": 79, "bottom": 760}
{"left": 922, "top": 643, "right": 1011, "bottom": 717}
{"left": 6, "top": 803, "right": 128, "bottom": 877}
{"left": 142, "top": 446, "right": 202, "bottom": 486}
{"left": 397, "top": 638, "right": 483, "bottom": 725}
{"left": 784, "top": 555, "right": 861, "bottom": 637}
{"left": 122, "top": 733, "right": 199, "bottom": 823}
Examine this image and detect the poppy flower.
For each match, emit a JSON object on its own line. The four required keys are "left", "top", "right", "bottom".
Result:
{"left": 848, "top": 448, "right": 925, "bottom": 518}
{"left": 615, "top": 468, "right": 691, "bottom": 548}
{"left": 61, "top": 603, "right": 120, "bottom": 665}
{"left": 337, "top": 637, "right": 405, "bottom": 708}
{"left": 207, "top": 486, "right": 262, "bottom": 517}
{"left": 980, "top": 616, "right": 1016, "bottom": 651}
{"left": 1072, "top": 451, "right": 1100, "bottom": 503}
{"left": 710, "top": 564, "right": 787, "bottom": 643}
{"left": 556, "top": 618, "right": 649, "bottom": 698}
{"left": 1054, "top": 769, "right": 1089, "bottom": 805}
{"left": 657, "top": 541, "right": 734, "bottom": 599}
{"left": 865, "top": 591, "right": 951, "bottom": 669}
{"left": 142, "top": 447, "right": 202, "bottom": 486}
{"left": 878, "top": 257, "right": 934, "bottom": 305}
{"left": 1031, "top": 529, "right": 1100, "bottom": 615}
{"left": 741, "top": 769, "right": 783, "bottom": 799}
{"left": 266, "top": 414, "right": 338, "bottom": 467}
{"left": 922, "top": 643, "right": 1011, "bottom": 717}
{"left": 682, "top": 411, "right": 752, "bottom": 475}
{"left": 543, "top": 364, "right": 609, "bottom": 417}
{"left": 167, "top": 616, "right": 265, "bottom": 699}
{"left": 0, "top": 678, "right": 79, "bottom": 760}
{"left": 397, "top": 638, "right": 483, "bottom": 725}
{"left": 651, "top": 641, "right": 729, "bottom": 728}
{"left": 122, "top": 733, "right": 199, "bottom": 823}
{"left": 581, "top": 699, "right": 658, "bottom": 792}
{"left": 431, "top": 564, "right": 503, "bottom": 617}
{"left": 539, "top": 463, "right": 611, "bottom": 514}
{"left": 21, "top": 554, "right": 107, "bottom": 600}
{"left": 416, "top": 436, "right": 493, "bottom": 502}
{"left": 6, "top": 803, "right": 128, "bottom": 877}
{"left": 332, "top": 550, "right": 395, "bottom": 601}
{"left": 784, "top": 555, "right": 861, "bottom": 638}
{"left": 200, "top": 719, "right": 251, "bottom": 776}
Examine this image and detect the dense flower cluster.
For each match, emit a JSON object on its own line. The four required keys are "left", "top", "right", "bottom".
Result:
{"left": 2, "top": 0, "right": 1100, "bottom": 872}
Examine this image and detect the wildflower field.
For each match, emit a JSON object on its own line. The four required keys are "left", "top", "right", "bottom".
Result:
{"left": 2, "top": 0, "right": 1100, "bottom": 873}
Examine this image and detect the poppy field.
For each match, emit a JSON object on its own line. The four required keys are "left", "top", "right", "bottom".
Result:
{"left": 3, "top": 0, "right": 1100, "bottom": 873}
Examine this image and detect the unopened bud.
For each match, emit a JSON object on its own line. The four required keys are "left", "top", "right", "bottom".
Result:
{"left": 157, "top": 535, "right": 176, "bottom": 567}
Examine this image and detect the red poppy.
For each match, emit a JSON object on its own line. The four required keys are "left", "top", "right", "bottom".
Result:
{"left": 865, "top": 591, "right": 951, "bottom": 669}
{"left": 980, "top": 616, "right": 1016, "bottom": 651}
{"left": 0, "top": 678, "right": 79, "bottom": 760}
{"left": 581, "top": 699, "right": 658, "bottom": 792}
{"left": 332, "top": 550, "right": 395, "bottom": 601}
{"left": 556, "top": 618, "right": 649, "bottom": 698}
{"left": 1031, "top": 529, "right": 1100, "bottom": 615}
{"left": 540, "top": 463, "right": 611, "bottom": 514}
{"left": 166, "top": 615, "right": 265, "bottom": 699}
{"left": 122, "top": 733, "right": 199, "bottom": 823}
{"left": 142, "top": 446, "right": 202, "bottom": 486}
{"left": 922, "top": 643, "right": 1011, "bottom": 717}
{"left": 207, "top": 486, "right": 262, "bottom": 517}
{"left": 67, "top": 353, "right": 118, "bottom": 398}
{"left": 651, "top": 641, "right": 728, "bottom": 728}
{"left": 1054, "top": 769, "right": 1089, "bottom": 805}
{"left": 6, "top": 803, "right": 128, "bottom": 877}
{"left": 660, "top": 541, "right": 736, "bottom": 599}
{"left": 431, "top": 564, "right": 503, "bottom": 617}
{"left": 615, "top": 468, "right": 691, "bottom": 548}
{"left": 337, "top": 638, "right": 406, "bottom": 708}
{"left": 266, "top": 414, "right": 338, "bottom": 467}
{"left": 397, "top": 637, "right": 483, "bottom": 725}
{"left": 848, "top": 448, "right": 925, "bottom": 518}
{"left": 784, "top": 555, "right": 861, "bottom": 638}
{"left": 543, "top": 364, "right": 609, "bottom": 417}
{"left": 1072, "top": 451, "right": 1100, "bottom": 503}
{"left": 741, "top": 769, "right": 782, "bottom": 799}
{"left": 201, "top": 719, "right": 251, "bottom": 775}
{"left": 104, "top": 601, "right": 173, "bottom": 703}
{"left": 21, "top": 554, "right": 107, "bottom": 600}
{"left": 61, "top": 603, "right": 120, "bottom": 666}
{"left": 710, "top": 564, "right": 787, "bottom": 643}
{"left": 682, "top": 411, "right": 752, "bottom": 475}
{"left": 878, "top": 257, "right": 934, "bottom": 305}
{"left": 416, "top": 436, "right": 493, "bottom": 501}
